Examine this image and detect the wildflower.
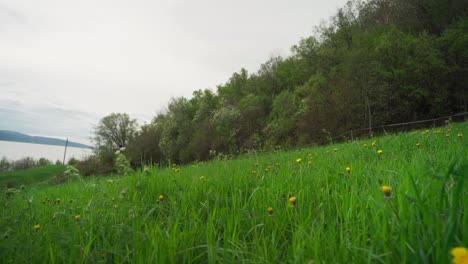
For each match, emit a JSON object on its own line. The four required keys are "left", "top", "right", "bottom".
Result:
{"left": 416, "top": 143, "right": 420, "bottom": 148}
{"left": 458, "top": 133, "right": 463, "bottom": 139}
{"left": 381, "top": 185, "right": 391, "bottom": 197}
{"left": 252, "top": 170, "right": 257, "bottom": 175}
{"left": 372, "top": 141, "right": 377, "bottom": 147}
{"left": 346, "top": 166, "right": 351, "bottom": 173}
{"left": 289, "top": 197, "right": 297, "bottom": 207}
{"left": 296, "top": 158, "right": 302, "bottom": 163}
{"left": 445, "top": 133, "right": 450, "bottom": 138}
{"left": 75, "top": 214, "right": 81, "bottom": 221}
{"left": 267, "top": 207, "right": 273, "bottom": 216}
{"left": 377, "top": 149, "right": 383, "bottom": 155}
{"left": 451, "top": 247, "right": 468, "bottom": 264}
{"left": 200, "top": 176, "right": 205, "bottom": 181}
{"left": 333, "top": 148, "right": 338, "bottom": 152}
{"left": 158, "top": 195, "right": 164, "bottom": 202}
{"left": 34, "top": 224, "right": 40, "bottom": 231}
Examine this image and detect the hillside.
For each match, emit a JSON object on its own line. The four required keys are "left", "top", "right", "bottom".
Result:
{"left": 0, "top": 130, "right": 91, "bottom": 149}
{"left": 0, "top": 122, "right": 466, "bottom": 263}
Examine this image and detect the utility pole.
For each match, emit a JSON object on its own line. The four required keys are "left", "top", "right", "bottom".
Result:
{"left": 62, "top": 138, "right": 68, "bottom": 166}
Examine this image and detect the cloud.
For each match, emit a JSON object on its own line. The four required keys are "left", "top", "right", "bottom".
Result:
{"left": 0, "top": 0, "right": 348, "bottom": 140}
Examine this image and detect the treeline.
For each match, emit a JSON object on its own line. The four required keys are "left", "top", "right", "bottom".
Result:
{"left": 99, "top": 0, "right": 467, "bottom": 167}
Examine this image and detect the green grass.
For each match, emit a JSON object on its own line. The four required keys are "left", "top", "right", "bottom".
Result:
{"left": 0, "top": 165, "right": 65, "bottom": 188}
{"left": 1, "top": 123, "right": 467, "bottom": 263}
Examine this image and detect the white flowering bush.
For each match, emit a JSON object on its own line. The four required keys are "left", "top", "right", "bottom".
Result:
{"left": 115, "top": 149, "right": 133, "bottom": 175}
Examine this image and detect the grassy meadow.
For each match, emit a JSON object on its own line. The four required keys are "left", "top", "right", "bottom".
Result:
{"left": 0, "top": 165, "right": 65, "bottom": 188}
{"left": 0, "top": 123, "right": 467, "bottom": 263}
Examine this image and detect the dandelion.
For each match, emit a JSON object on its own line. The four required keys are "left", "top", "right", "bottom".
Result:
{"left": 252, "top": 170, "right": 257, "bottom": 175}
{"left": 34, "top": 224, "right": 40, "bottom": 231}
{"left": 200, "top": 176, "right": 205, "bottom": 181}
{"left": 158, "top": 195, "right": 164, "bottom": 202}
{"left": 333, "top": 148, "right": 338, "bottom": 152}
{"left": 346, "top": 166, "right": 351, "bottom": 173}
{"left": 75, "top": 214, "right": 81, "bottom": 221}
{"left": 267, "top": 207, "right": 273, "bottom": 216}
{"left": 372, "top": 141, "right": 377, "bottom": 147}
{"left": 381, "top": 185, "right": 391, "bottom": 197}
{"left": 296, "top": 158, "right": 302, "bottom": 163}
{"left": 377, "top": 149, "right": 383, "bottom": 155}
{"left": 445, "top": 133, "right": 450, "bottom": 138}
{"left": 451, "top": 247, "right": 468, "bottom": 264}
{"left": 289, "top": 197, "right": 297, "bottom": 207}
{"left": 458, "top": 133, "right": 463, "bottom": 139}
{"left": 416, "top": 143, "right": 420, "bottom": 148}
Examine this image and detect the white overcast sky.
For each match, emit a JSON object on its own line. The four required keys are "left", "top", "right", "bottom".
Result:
{"left": 0, "top": 0, "right": 348, "bottom": 143}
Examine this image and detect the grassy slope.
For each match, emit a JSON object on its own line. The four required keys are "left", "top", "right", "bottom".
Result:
{"left": 0, "top": 165, "right": 65, "bottom": 188}
{"left": 0, "top": 123, "right": 467, "bottom": 263}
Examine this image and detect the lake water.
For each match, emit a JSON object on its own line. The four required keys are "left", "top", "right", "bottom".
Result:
{"left": 0, "top": 140, "right": 93, "bottom": 162}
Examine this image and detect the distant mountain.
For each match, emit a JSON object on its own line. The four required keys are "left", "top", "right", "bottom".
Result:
{"left": 0, "top": 130, "right": 92, "bottom": 149}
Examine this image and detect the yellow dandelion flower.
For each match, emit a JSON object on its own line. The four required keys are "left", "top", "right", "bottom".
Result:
{"left": 381, "top": 185, "right": 391, "bottom": 197}
{"left": 377, "top": 149, "right": 383, "bottom": 155}
{"left": 75, "top": 214, "right": 81, "bottom": 221}
{"left": 267, "top": 207, "right": 273, "bottom": 215}
{"left": 445, "top": 133, "right": 450, "bottom": 138}
{"left": 333, "top": 148, "right": 338, "bottom": 152}
{"left": 158, "top": 195, "right": 164, "bottom": 202}
{"left": 458, "top": 133, "right": 463, "bottom": 139}
{"left": 372, "top": 141, "right": 377, "bottom": 147}
{"left": 296, "top": 158, "right": 302, "bottom": 163}
{"left": 200, "top": 176, "right": 205, "bottom": 181}
{"left": 346, "top": 167, "right": 351, "bottom": 173}
{"left": 451, "top": 247, "right": 468, "bottom": 264}
{"left": 289, "top": 196, "right": 297, "bottom": 207}
{"left": 252, "top": 170, "right": 257, "bottom": 175}
{"left": 34, "top": 224, "right": 40, "bottom": 231}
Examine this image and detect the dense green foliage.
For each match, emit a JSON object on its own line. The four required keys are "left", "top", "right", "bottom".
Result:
{"left": 120, "top": 0, "right": 468, "bottom": 166}
{"left": 1, "top": 122, "right": 466, "bottom": 263}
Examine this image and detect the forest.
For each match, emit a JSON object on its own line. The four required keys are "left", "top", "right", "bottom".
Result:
{"left": 94, "top": 0, "right": 467, "bottom": 167}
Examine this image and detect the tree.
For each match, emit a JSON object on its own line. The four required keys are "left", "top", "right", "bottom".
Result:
{"left": 94, "top": 113, "right": 138, "bottom": 150}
